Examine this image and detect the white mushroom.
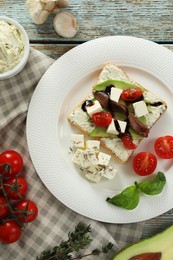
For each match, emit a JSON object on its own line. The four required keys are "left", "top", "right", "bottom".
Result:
{"left": 26, "top": 0, "right": 60, "bottom": 24}
{"left": 43, "top": 1, "right": 59, "bottom": 12}
{"left": 53, "top": 12, "right": 78, "bottom": 38}
{"left": 56, "top": 0, "right": 69, "bottom": 8}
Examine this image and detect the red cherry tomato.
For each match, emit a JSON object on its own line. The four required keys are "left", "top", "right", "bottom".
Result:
{"left": 4, "top": 177, "right": 28, "bottom": 200}
{"left": 121, "top": 87, "right": 143, "bottom": 102}
{"left": 15, "top": 200, "right": 38, "bottom": 223}
{"left": 0, "top": 220, "right": 21, "bottom": 244}
{"left": 0, "top": 150, "right": 23, "bottom": 178}
{"left": 121, "top": 134, "right": 137, "bottom": 150}
{"left": 92, "top": 111, "right": 112, "bottom": 127}
{"left": 133, "top": 152, "right": 157, "bottom": 176}
{"left": 0, "top": 196, "right": 9, "bottom": 220}
{"left": 154, "top": 136, "right": 173, "bottom": 159}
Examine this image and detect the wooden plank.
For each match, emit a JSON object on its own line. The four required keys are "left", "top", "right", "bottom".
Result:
{"left": 31, "top": 43, "right": 173, "bottom": 59}
{"left": 142, "top": 209, "right": 173, "bottom": 239}
{"left": 1, "top": 0, "right": 173, "bottom": 42}
{"left": 31, "top": 44, "right": 76, "bottom": 59}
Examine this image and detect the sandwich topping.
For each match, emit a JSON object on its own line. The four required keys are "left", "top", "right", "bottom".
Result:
{"left": 81, "top": 80, "right": 164, "bottom": 150}
{"left": 68, "top": 63, "right": 167, "bottom": 163}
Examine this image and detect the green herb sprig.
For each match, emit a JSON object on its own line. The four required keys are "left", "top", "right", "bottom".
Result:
{"left": 36, "top": 222, "right": 113, "bottom": 260}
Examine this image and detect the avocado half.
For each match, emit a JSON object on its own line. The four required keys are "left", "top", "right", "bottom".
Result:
{"left": 113, "top": 224, "right": 173, "bottom": 260}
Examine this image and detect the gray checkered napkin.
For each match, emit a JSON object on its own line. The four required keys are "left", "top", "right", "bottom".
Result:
{"left": 0, "top": 48, "right": 144, "bottom": 260}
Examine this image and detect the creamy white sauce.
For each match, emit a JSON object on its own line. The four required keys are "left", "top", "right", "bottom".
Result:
{"left": 143, "top": 91, "right": 162, "bottom": 103}
{"left": 101, "top": 138, "right": 133, "bottom": 162}
{"left": 145, "top": 105, "right": 166, "bottom": 128}
{"left": 143, "top": 90, "right": 167, "bottom": 128}
{"left": 69, "top": 107, "right": 95, "bottom": 132}
{"left": 97, "top": 64, "right": 130, "bottom": 83}
{"left": 0, "top": 20, "right": 25, "bottom": 73}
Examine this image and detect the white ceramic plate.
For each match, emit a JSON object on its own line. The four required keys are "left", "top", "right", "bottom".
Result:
{"left": 26, "top": 36, "right": 173, "bottom": 223}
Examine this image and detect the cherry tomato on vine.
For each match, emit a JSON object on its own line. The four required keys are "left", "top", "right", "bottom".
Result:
{"left": 121, "top": 134, "right": 137, "bottom": 150}
{"left": 133, "top": 152, "right": 157, "bottom": 176}
{"left": 0, "top": 220, "right": 21, "bottom": 244}
{"left": 121, "top": 87, "right": 143, "bottom": 102}
{"left": 15, "top": 200, "right": 38, "bottom": 223}
{"left": 0, "top": 196, "right": 9, "bottom": 220}
{"left": 0, "top": 150, "right": 23, "bottom": 178}
{"left": 4, "top": 177, "right": 28, "bottom": 200}
{"left": 154, "top": 136, "right": 173, "bottom": 159}
{"left": 92, "top": 111, "right": 112, "bottom": 127}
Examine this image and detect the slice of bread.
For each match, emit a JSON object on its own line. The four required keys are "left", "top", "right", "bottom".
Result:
{"left": 67, "top": 63, "right": 167, "bottom": 163}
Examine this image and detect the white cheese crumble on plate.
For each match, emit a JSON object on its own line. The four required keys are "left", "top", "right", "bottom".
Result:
{"left": 71, "top": 134, "right": 85, "bottom": 148}
{"left": 86, "top": 140, "right": 100, "bottom": 152}
{"left": 71, "top": 134, "right": 118, "bottom": 182}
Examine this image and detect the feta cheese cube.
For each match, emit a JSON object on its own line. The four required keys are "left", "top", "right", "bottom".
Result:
{"left": 98, "top": 152, "right": 111, "bottom": 166}
{"left": 86, "top": 140, "right": 100, "bottom": 152}
{"left": 86, "top": 100, "right": 103, "bottom": 117}
{"left": 106, "top": 119, "right": 119, "bottom": 135}
{"left": 72, "top": 149, "right": 83, "bottom": 166}
{"left": 102, "top": 165, "right": 117, "bottom": 180}
{"left": 85, "top": 165, "right": 104, "bottom": 182}
{"left": 133, "top": 100, "right": 148, "bottom": 117}
{"left": 110, "top": 88, "right": 122, "bottom": 102}
{"left": 80, "top": 149, "right": 98, "bottom": 168}
{"left": 117, "top": 120, "right": 127, "bottom": 133}
{"left": 71, "top": 134, "right": 84, "bottom": 148}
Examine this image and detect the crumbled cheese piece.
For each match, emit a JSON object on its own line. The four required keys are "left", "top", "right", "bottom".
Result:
{"left": 71, "top": 135, "right": 118, "bottom": 182}
{"left": 71, "top": 134, "right": 85, "bottom": 148}
{"left": 86, "top": 140, "right": 100, "bottom": 152}
{"left": 117, "top": 120, "right": 127, "bottom": 133}
{"left": 133, "top": 100, "right": 149, "bottom": 117}
{"left": 102, "top": 165, "right": 118, "bottom": 180}
{"left": 86, "top": 100, "right": 103, "bottom": 117}
{"left": 72, "top": 149, "right": 83, "bottom": 166}
{"left": 106, "top": 119, "right": 118, "bottom": 135}
{"left": 85, "top": 165, "right": 104, "bottom": 183}
{"left": 110, "top": 88, "right": 122, "bottom": 102}
{"left": 80, "top": 149, "right": 98, "bottom": 168}
{"left": 98, "top": 152, "right": 111, "bottom": 166}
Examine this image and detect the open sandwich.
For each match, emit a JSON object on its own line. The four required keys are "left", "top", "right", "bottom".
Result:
{"left": 67, "top": 63, "right": 167, "bottom": 163}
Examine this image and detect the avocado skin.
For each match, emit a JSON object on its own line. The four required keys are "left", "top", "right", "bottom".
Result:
{"left": 113, "top": 224, "right": 173, "bottom": 260}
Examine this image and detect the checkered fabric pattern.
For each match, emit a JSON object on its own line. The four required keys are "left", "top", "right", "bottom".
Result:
{"left": 0, "top": 48, "right": 144, "bottom": 260}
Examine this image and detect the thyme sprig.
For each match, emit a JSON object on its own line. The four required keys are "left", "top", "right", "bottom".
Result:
{"left": 36, "top": 222, "right": 113, "bottom": 260}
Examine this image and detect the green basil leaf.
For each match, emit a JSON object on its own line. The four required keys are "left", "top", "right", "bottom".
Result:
{"left": 135, "top": 172, "right": 166, "bottom": 195}
{"left": 106, "top": 185, "right": 139, "bottom": 210}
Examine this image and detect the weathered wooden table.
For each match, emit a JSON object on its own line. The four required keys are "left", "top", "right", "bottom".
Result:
{"left": 1, "top": 0, "right": 173, "bottom": 242}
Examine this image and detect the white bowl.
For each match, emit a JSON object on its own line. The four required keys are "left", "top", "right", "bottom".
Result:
{"left": 0, "top": 16, "right": 30, "bottom": 80}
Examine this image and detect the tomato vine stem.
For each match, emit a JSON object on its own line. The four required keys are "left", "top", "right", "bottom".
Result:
{"left": 0, "top": 164, "right": 24, "bottom": 228}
